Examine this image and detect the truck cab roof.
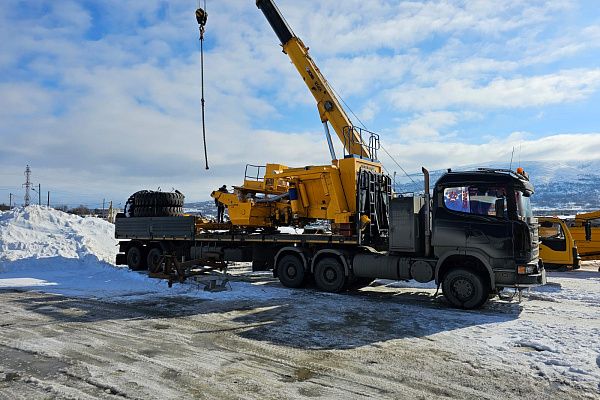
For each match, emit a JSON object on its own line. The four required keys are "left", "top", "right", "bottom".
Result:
{"left": 436, "top": 168, "right": 534, "bottom": 195}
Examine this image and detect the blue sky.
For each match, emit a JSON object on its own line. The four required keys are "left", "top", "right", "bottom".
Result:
{"left": 1, "top": 0, "right": 600, "bottom": 206}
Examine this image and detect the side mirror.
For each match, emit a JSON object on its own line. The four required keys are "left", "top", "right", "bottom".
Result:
{"left": 585, "top": 221, "right": 592, "bottom": 241}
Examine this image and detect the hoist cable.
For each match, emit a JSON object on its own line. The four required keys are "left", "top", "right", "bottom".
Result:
{"left": 329, "top": 84, "right": 416, "bottom": 184}
{"left": 197, "top": 2, "right": 209, "bottom": 170}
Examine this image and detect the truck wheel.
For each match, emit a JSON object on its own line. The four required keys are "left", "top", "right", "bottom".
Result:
{"left": 147, "top": 248, "right": 163, "bottom": 273}
{"left": 442, "top": 269, "right": 489, "bottom": 309}
{"left": 314, "top": 257, "right": 346, "bottom": 293}
{"left": 127, "top": 246, "right": 146, "bottom": 271}
{"left": 277, "top": 255, "right": 306, "bottom": 288}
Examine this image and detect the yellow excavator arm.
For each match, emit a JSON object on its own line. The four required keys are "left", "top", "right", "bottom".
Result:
{"left": 256, "top": 0, "right": 375, "bottom": 160}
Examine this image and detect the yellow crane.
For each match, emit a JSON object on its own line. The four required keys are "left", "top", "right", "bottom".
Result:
{"left": 204, "top": 0, "right": 391, "bottom": 243}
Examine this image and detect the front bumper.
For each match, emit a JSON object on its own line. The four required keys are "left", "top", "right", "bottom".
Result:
{"left": 494, "top": 260, "right": 546, "bottom": 288}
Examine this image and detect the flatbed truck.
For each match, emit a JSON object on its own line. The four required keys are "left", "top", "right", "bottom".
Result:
{"left": 115, "top": 168, "right": 546, "bottom": 309}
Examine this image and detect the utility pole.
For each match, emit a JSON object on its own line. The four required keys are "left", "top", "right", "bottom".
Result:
{"left": 102, "top": 198, "right": 105, "bottom": 218}
{"left": 23, "top": 165, "right": 32, "bottom": 206}
{"left": 9, "top": 193, "right": 13, "bottom": 208}
{"left": 38, "top": 184, "right": 41, "bottom": 206}
{"left": 107, "top": 201, "right": 113, "bottom": 222}
{"left": 47, "top": 191, "right": 50, "bottom": 207}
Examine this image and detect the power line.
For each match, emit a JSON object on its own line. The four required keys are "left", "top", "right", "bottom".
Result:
{"left": 23, "top": 165, "right": 32, "bottom": 206}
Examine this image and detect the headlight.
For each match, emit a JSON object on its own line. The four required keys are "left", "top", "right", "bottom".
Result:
{"left": 517, "top": 264, "right": 535, "bottom": 274}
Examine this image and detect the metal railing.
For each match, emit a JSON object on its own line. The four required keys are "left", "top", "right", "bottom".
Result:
{"left": 244, "top": 164, "right": 265, "bottom": 181}
{"left": 342, "top": 126, "right": 380, "bottom": 160}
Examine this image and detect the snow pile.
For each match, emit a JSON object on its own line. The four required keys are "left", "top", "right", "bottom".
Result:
{"left": 0, "top": 206, "right": 116, "bottom": 263}
{"left": 0, "top": 206, "right": 294, "bottom": 301}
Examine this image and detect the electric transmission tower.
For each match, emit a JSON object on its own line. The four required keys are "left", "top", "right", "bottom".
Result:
{"left": 23, "top": 165, "right": 32, "bottom": 206}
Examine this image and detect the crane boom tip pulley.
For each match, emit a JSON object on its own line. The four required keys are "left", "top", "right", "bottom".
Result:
{"left": 196, "top": 8, "right": 207, "bottom": 30}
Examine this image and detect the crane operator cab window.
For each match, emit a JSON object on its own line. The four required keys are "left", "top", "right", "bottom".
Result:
{"left": 443, "top": 186, "right": 508, "bottom": 218}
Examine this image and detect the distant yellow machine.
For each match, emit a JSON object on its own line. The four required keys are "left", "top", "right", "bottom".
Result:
{"left": 539, "top": 211, "right": 600, "bottom": 270}
{"left": 205, "top": 0, "right": 391, "bottom": 241}
{"left": 538, "top": 216, "right": 580, "bottom": 269}
{"left": 569, "top": 210, "right": 600, "bottom": 261}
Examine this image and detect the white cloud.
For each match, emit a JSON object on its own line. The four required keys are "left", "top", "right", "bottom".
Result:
{"left": 382, "top": 133, "right": 600, "bottom": 175}
{"left": 396, "top": 111, "right": 461, "bottom": 140}
{"left": 0, "top": 0, "right": 599, "bottom": 205}
{"left": 386, "top": 69, "right": 600, "bottom": 111}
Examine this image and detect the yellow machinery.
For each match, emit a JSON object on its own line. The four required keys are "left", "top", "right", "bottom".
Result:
{"left": 205, "top": 0, "right": 391, "bottom": 240}
{"left": 569, "top": 210, "right": 600, "bottom": 261}
{"left": 538, "top": 216, "right": 580, "bottom": 269}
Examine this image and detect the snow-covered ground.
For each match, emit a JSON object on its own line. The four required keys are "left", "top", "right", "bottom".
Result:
{"left": 0, "top": 206, "right": 599, "bottom": 399}
{"left": 0, "top": 206, "right": 293, "bottom": 302}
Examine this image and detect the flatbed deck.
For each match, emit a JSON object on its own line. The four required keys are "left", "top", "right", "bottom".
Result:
{"left": 115, "top": 216, "right": 358, "bottom": 245}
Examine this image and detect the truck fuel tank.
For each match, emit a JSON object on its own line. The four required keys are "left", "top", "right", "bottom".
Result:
{"left": 353, "top": 253, "right": 434, "bottom": 282}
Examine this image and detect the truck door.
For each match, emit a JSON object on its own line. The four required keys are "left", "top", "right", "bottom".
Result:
{"left": 435, "top": 185, "right": 512, "bottom": 260}
{"left": 539, "top": 218, "right": 573, "bottom": 267}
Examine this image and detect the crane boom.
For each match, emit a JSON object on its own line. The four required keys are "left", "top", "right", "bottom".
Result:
{"left": 256, "top": 0, "right": 375, "bottom": 160}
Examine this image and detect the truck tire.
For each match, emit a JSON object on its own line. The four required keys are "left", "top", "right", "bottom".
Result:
{"left": 442, "top": 269, "right": 489, "bottom": 309}
{"left": 133, "top": 206, "right": 183, "bottom": 217}
{"left": 127, "top": 246, "right": 146, "bottom": 271}
{"left": 314, "top": 257, "right": 346, "bottom": 293}
{"left": 147, "top": 248, "right": 163, "bottom": 273}
{"left": 134, "top": 191, "right": 184, "bottom": 207}
{"left": 277, "top": 255, "right": 306, "bottom": 288}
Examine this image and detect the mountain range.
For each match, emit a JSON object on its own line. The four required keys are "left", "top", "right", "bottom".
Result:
{"left": 186, "top": 160, "right": 600, "bottom": 216}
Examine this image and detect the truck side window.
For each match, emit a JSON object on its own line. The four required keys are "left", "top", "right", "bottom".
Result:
{"left": 539, "top": 221, "right": 564, "bottom": 239}
{"left": 443, "top": 186, "right": 508, "bottom": 218}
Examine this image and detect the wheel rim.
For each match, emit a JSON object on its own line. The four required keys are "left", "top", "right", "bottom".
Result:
{"left": 324, "top": 267, "right": 337, "bottom": 283}
{"left": 452, "top": 278, "right": 474, "bottom": 301}
{"left": 285, "top": 264, "right": 297, "bottom": 279}
{"left": 130, "top": 250, "right": 139, "bottom": 264}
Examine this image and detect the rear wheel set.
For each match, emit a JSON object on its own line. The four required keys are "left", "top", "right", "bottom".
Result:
{"left": 126, "top": 245, "right": 146, "bottom": 271}
{"left": 314, "top": 257, "right": 347, "bottom": 293}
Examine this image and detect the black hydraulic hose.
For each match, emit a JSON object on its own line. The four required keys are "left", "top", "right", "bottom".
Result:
{"left": 254, "top": 192, "right": 290, "bottom": 203}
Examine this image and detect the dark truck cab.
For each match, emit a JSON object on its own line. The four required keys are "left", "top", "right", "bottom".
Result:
{"left": 431, "top": 169, "right": 543, "bottom": 292}
{"left": 350, "top": 168, "right": 544, "bottom": 308}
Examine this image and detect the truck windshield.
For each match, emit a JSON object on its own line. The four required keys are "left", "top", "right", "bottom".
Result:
{"left": 516, "top": 191, "right": 533, "bottom": 220}
{"left": 443, "top": 186, "right": 508, "bottom": 218}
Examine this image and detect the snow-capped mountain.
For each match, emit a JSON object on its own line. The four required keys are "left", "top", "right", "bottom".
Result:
{"left": 186, "top": 160, "right": 600, "bottom": 216}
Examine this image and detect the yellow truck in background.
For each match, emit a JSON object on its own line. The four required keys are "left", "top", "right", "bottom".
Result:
{"left": 539, "top": 211, "right": 600, "bottom": 270}
{"left": 569, "top": 210, "right": 600, "bottom": 262}
{"left": 539, "top": 217, "right": 580, "bottom": 270}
